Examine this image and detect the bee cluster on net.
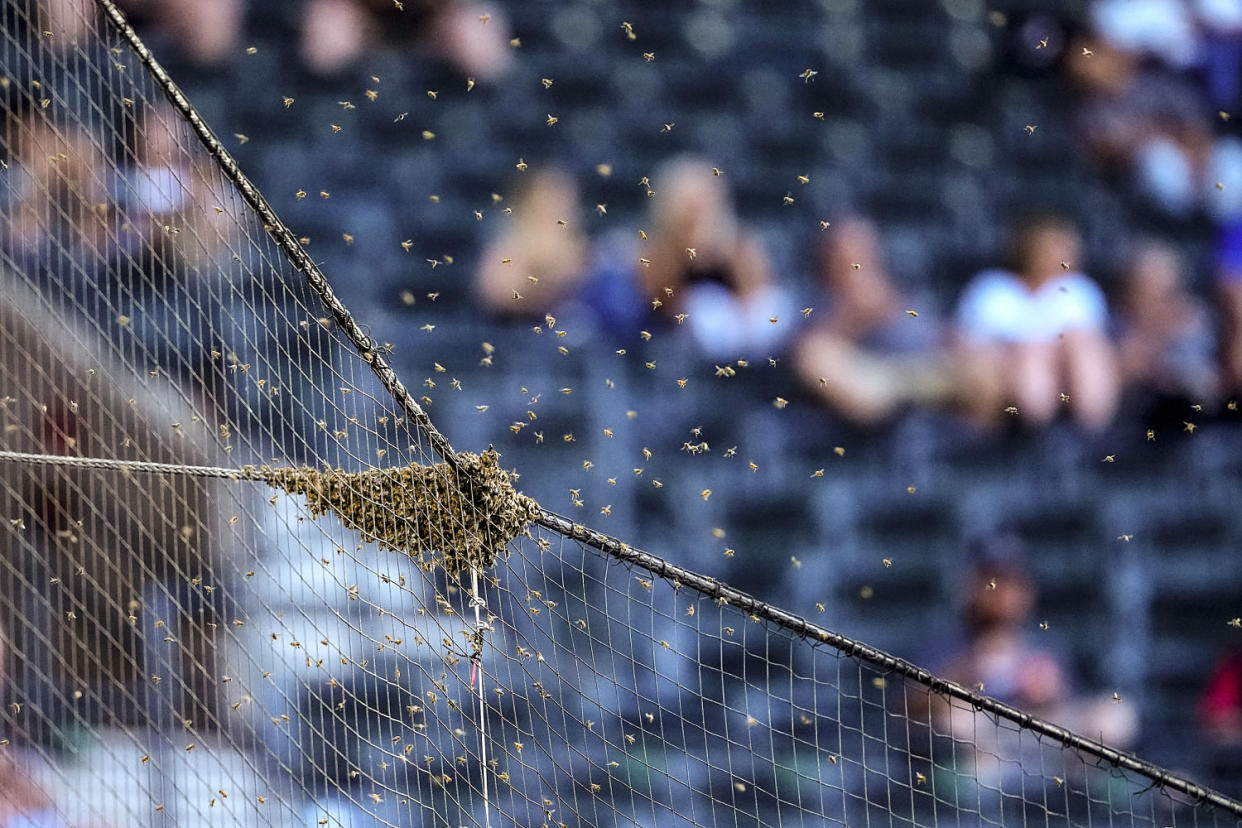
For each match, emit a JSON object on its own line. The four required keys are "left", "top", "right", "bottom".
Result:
{"left": 252, "top": 449, "right": 537, "bottom": 574}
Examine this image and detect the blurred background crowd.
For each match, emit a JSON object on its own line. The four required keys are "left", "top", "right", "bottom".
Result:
{"left": 5, "top": 0, "right": 1242, "bottom": 819}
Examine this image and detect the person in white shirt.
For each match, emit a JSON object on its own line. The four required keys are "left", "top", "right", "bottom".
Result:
{"left": 954, "top": 215, "right": 1120, "bottom": 430}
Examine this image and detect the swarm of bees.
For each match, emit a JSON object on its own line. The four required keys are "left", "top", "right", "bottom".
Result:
{"left": 254, "top": 449, "right": 537, "bottom": 574}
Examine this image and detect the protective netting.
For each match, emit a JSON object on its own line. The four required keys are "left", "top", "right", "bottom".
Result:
{"left": 0, "top": 1, "right": 1237, "bottom": 826}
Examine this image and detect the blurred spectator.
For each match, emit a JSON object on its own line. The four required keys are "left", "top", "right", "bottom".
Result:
{"left": 927, "top": 535, "right": 1136, "bottom": 758}
{"left": 1068, "top": 2, "right": 1242, "bottom": 221}
{"left": 301, "top": 0, "right": 512, "bottom": 78}
{"left": 0, "top": 631, "right": 74, "bottom": 828}
{"left": 639, "top": 156, "right": 793, "bottom": 360}
{"left": 1115, "top": 240, "right": 1218, "bottom": 421}
{"left": 5, "top": 114, "right": 111, "bottom": 276}
{"left": 1201, "top": 642, "right": 1242, "bottom": 790}
{"left": 953, "top": 214, "right": 1120, "bottom": 430}
{"left": 117, "top": 0, "right": 244, "bottom": 66}
{"left": 1216, "top": 220, "right": 1242, "bottom": 398}
{"left": 475, "top": 168, "right": 590, "bottom": 317}
{"left": 793, "top": 217, "right": 954, "bottom": 426}
{"left": 39, "top": 0, "right": 242, "bottom": 65}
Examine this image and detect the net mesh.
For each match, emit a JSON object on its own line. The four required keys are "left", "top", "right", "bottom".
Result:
{"left": 0, "top": 1, "right": 1236, "bottom": 826}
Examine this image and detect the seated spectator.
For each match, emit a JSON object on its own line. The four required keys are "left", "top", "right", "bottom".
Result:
{"left": 475, "top": 168, "right": 590, "bottom": 318}
{"left": 639, "top": 156, "right": 794, "bottom": 360}
{"left": 922, "top": 535, "right": 1136, "bottom": 787}
{"left": 1216, "top": 220, "right": 1242, "bottom": 400}
{"left": 1067, "top": 3, "right": 1242, "bottom": 221}
{"left": 42, "top": 0, "right": 242, "bottom": 65}
{"left": 1114, "top": 240, "right": 1218, "bottom": 422}
{"left": 5, "top": 114, "right": 111, "bottom": 280}
{"left": 953, "top": 214, "right": 1120, "bottom": 430}
{"left": 793, "top": 216, "right": 954, "bottom": 426}
{"left": 117, "top": 0, "right": 244, "bottom": 66}
{"left": 1201, "top": 643, "right": 1242, "bottom": 792}
{"left": 0, "top": 629, "right": 78, "bottom": 827}
{"left": 301, "top": 0, "right": 512, "bottom": 79}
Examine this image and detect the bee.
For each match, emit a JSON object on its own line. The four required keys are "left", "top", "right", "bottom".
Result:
{"left": 796, "top": 174, "right": 810, "bottom": 184}
{"left": 783, "top": 194, "right": 795, "bottom": 206}
{"left": 1184, "top": 421, "right": 1197, "bottom": 433}
{"left": 773, "top": 397, "right": 788, "bottom": 409}
{"left": 643, "top": 52, "right": 655, "bottom": 62}
{"left": 700, "top": 489, "right": 711, "bottom": 500}
{"left": 660, "top": 122, "right": 674, "bottom": 132}
{"left": 799, "top": 68, "right": 818, "bottom": 82}
{"left": 749, "top": 461, "right": 758, "bottom": 472}
{"left": 1102, "top": 455, "right": 1115, "bottom": 463}
{"left": 1229, "top": 618, "right": 1241, "bottom": 628}
{"left": 1003, "top": 406, "right": 1019, "bottom": 415}
{"left": 516, "top": 158, "right": 528, "bottom": 171}
{"left": 1112, "top": 692, "right": 1123, "bottom": 703}
{"left": 811, "top": 469, "right": 823, "bottom": 478}
{"left": 1036, "top": 37, "right": 1048, "bottom": 49}
{"left": 1024, "top": 125, "right": 1037, "bottom": 135}
{"left": 1117, "top": 534, "right": 1134, "bottom": 542}
{"left": 546, "top": 114, "right": 558, "bottom": 126}
{"left": 677, "top": 378, "right": 688, "bottom": 389}
{"left": 621, "top": 21, "right": 636, "bottom": 40}
{"left": 882, "top": 558, "right": 892, "bottom": 568}
{"left": 1039, "top": 620, "right": 1049, "bottom": 630}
